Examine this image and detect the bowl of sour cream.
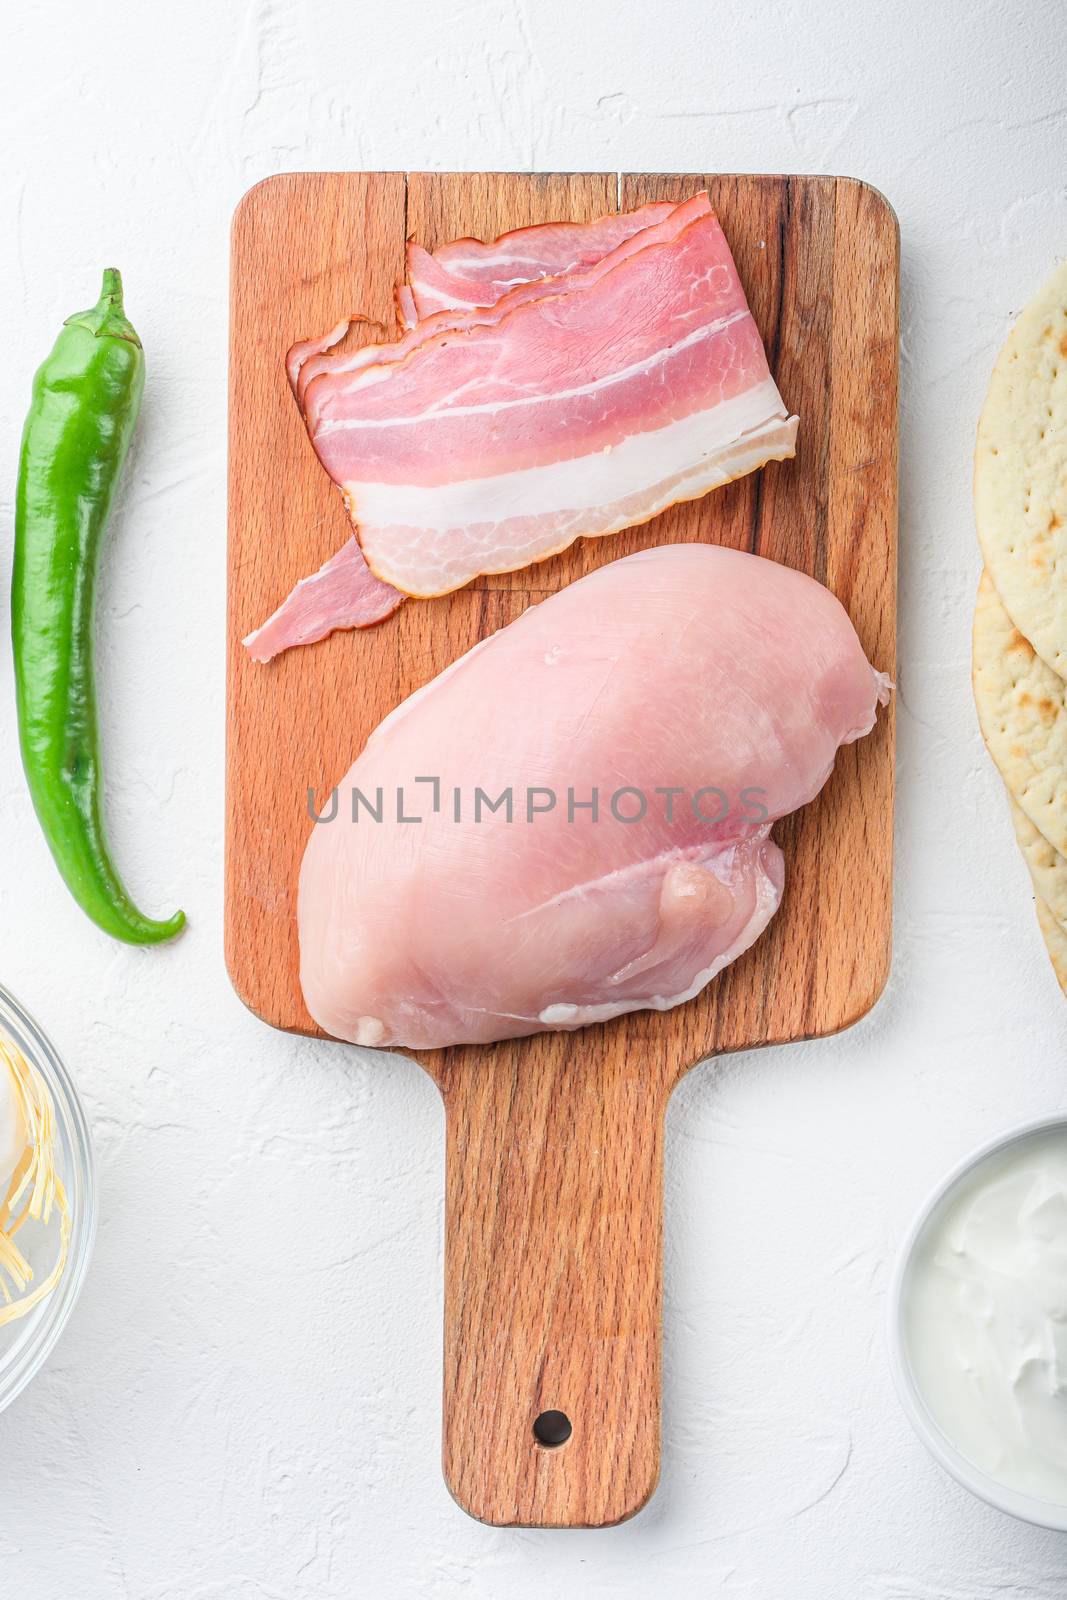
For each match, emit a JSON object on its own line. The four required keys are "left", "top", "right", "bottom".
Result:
{"left": 889, "top": 1116, "right": 1067, "bottom": 1529}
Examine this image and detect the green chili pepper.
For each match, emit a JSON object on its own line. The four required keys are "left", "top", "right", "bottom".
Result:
{"left": 12, "top": 269, "right": 185, "bottom": 945}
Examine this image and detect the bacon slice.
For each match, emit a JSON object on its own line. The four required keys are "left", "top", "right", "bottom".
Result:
{"left": 244, "top": 194, "right": 797, "bottom": 659}
{"left": 242, "top": 538, "right": 401, "bottom": 663}
{"left": 300, "top": 196, "right": 710, "bottom": 418}
{"left": 397, "top": 198, "right": 677, "bottom": 325}
{"left": 246, "top": 200, "right": 717, "bottom": 660}
{"left": 286, "top": 319, "right": 352, "bottom": 395}
{"left": 305, "top": 205, "right": 797, "bottom": 598}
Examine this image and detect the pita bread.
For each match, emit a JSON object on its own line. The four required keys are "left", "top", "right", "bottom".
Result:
{"left": 1035, "top": 896, "right": 1067, "bottom": 996}
{"left": 973, "top": 569, "right": 1067, "bottom": 855}
{"left": 974, "top": 260, "right": 1067, "bottom": 676}
{"left": 1010, "top": 797, "right": 1067, "bottom": 929}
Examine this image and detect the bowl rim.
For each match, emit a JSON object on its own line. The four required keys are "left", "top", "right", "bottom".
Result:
{"left": 0, "top": 981, "right": 97, "bottom": 1414}
{"left": 887, "top": 1112, "right": 1067, "bottom": 1532}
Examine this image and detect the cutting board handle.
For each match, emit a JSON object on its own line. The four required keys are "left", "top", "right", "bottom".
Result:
{"left": 435, "top": 1044, "right": 668, "bottom": 1527}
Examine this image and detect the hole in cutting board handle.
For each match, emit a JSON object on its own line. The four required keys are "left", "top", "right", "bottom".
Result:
{"left": 533, "top": 1410, "right": 572, "bottom": 1449}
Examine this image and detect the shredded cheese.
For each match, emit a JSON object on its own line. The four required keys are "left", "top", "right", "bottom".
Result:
{"left": 0, "top": 1033, "right": 70, "bottom": 1326}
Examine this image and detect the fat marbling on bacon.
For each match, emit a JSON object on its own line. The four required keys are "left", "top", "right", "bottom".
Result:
{"left": 397, "top": 197, "right": 678, "bottom": 325}
{"left": 296, "top": 195, "right": 710, "bottom": 416}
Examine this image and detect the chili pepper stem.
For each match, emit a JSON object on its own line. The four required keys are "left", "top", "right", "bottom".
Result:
{"left": 65, "top": 269, "right": 141, "bottom": 346}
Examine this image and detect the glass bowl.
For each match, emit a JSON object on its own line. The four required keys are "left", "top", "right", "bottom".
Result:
{"left": 0, "top": 982, "right": 96, "bottom": 1414}
{"left": 888, "top": 1115, "right": 1067, "bottom": 1531}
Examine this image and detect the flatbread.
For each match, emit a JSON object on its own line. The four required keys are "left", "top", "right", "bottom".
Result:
{"left": 1035, "top": 896, "right": 1067, "bottom": 996}
{"left": 1010, "top": 797, "right": 1067, "bottom": 929}
{"left": 974, "top": 260, "right": 1067, "bottom": 676}
{"left": 973, "top": 568, "right": 1067, "bottom": 856}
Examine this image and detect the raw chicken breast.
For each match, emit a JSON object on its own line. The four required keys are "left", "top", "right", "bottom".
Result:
{"left": 299, "top": 545, "right": 888, "bottom": 1049}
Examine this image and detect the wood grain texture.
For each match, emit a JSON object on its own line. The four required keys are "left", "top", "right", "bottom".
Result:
{"left": 226, "top": 172, "right": 898, "bottom": 1526}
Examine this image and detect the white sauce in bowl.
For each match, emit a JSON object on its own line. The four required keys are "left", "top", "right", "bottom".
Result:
{"left": 904, "top": 1128, "right": 1067, "bottom": 1505}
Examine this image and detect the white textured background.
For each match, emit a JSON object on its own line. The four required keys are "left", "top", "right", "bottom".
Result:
{"left": 1, "top": 1, "right": 1066, "bottom": 1594}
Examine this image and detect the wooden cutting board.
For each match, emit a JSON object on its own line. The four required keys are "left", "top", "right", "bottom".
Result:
{"left": 226, "top": 171, "right": 898, "bottom": 1528}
